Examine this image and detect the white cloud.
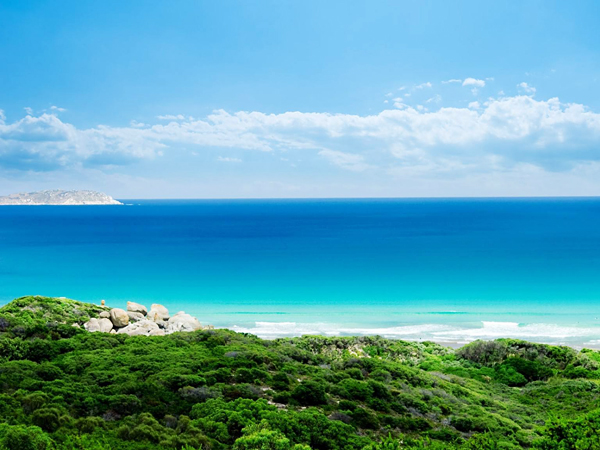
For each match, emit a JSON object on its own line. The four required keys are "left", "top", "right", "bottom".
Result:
{"left": 0, "top": 110, "right": 5, "bottom": 123}
{"left": 462, "top": 78, "right": 486, "bottom": 88}
{"left": 318, "top": 150, "right": 371, "bottom": 172}
{"left": 157, "top": 114, "right": 186, "bottom": 121}
{"left": 2, "top": 94, "right": 600, "bottom": 179}
{"left": 50, "top": 105, "right": 66, "bottom": 112}
{"left": 217, "top": 156, "right": 242, "bottom": 163}
{"left": 442, "top": 79, "right": 462, "bottom": 84}
{"left": 24, "top": 107, "right": 33, "bottom": 116}
{"left": 426, "top": 95, "right": 442, "bottom": 104}
{"left": 517, "top": 82, "right": 536, "bottom": 95}
{"left": 0, "top": 113, "right": 162, "bottom": 170}
{"left": 415, "top": 82, "right": 432, "bottom": 89}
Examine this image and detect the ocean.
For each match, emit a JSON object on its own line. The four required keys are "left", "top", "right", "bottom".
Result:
{"left": 1, "top": 198, "right": 600, "bottom": 347}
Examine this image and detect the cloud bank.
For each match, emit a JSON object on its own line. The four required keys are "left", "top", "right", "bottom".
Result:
{"left": 1, "top": 95, "right": 600, "bottom": 192}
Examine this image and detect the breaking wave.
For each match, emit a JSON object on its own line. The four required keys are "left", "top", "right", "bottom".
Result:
{"left": 226, "top": 320, "right": 600, "bottom": 347}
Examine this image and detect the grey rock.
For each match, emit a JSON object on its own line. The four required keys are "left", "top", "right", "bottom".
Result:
{"left": 149, "top": 304, "right": 169, "bottom": 322}
{"left": 165, "top": 312, "right": 202, "bottom": 334}
{"left": 149, "top": 328, "right": 166, "bottom": 336}
{"left": 109, "top": 308, "right": 129, "bottom": 327}
{"left": 127, "top": 311, "right": 144, "bottom": 322}
{"left": 84, "top": 318, "right": 113, "bottom": 333}
{"left": 117, "top": 319, "right": 159, "bottom": 336}
{"left": 84, "top": 318, "right": 101, "bottom": 332}
{"left": 99, "top": 311, "right": 111, "bottom": 319}
{"left": 97, "top": 318, "right": 114, "bottom": 333}
{"left": 127, "top": 301, "right": 147, "bottom": 316}
{"left": 329, "top": 412, "right": 353, "bottom": 424}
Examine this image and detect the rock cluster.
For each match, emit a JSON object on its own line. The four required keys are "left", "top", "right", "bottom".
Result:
{"left": 84, "top": 317, "right": 113, "bottom": 333}
{"left": 83, "top": 301, "right": 211, "bottom": 336}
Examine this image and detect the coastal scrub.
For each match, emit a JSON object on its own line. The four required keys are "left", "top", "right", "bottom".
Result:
{"left": 1, "top": 297, "right": 599, "bottom": 449}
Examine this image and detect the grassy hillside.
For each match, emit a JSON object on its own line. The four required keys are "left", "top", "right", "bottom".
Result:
{"left": 1, "top": 297, "right": 600, "bottom": 449}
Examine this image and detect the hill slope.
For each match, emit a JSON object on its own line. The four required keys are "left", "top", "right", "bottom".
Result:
{"left": 1, "top": 297, "right": 599, "bottom": 449}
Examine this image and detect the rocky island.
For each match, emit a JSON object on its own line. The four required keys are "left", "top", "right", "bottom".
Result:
{"left": 0, "top": 189, "right": 122, "bottom": 205}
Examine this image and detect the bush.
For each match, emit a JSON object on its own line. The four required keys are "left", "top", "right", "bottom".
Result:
{"left": 563, "top": 365, "right": 592, "bottom": 379}
{"left": 337, "top": 379, "right": 373, "bottom": 401}
{"left": 504, "top": 357, "right": 553, "bottom": 382}
{"left": 291, "top": 381, "right": 327, "bottom": 406}
{"left": 351, "top": 407, "right": 379, "bottom": 429}
{"left": 534, "top": 410, "right": 600, "bottom": 449}
{"left": 233, "top": 422, "right": 302, "bottom": 450}
{"left": 0, "top": 425, "right": 53, "bottom": 450}
{"left": 456, "top": 340, "right": 508, "bottom": 367}
{"left": 271, "top": 373, "right": 291, "bottom": 391}
{"left": 363, "top": 433, "right": 402, "bottom": 450}
{"left": 493, "top": 365, "right": 527, "bottom": 387}
{"left": 180, "top": 386, "right": 222, "bottom": 402}
{"left": 31, "top": 408, "right": 61, "bottom": 432}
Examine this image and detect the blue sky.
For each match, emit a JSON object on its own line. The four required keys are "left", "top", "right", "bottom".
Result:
{"left": 1, "top": 0, "right": 600, "bottom": 198}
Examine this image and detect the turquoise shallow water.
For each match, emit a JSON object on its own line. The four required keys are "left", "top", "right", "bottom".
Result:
{"left": 1, "top": 198, "right": 600, "bottom": 347}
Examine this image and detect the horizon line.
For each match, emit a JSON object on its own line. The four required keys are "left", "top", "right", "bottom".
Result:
{"left": 115, "top": 195, "right": 600, "bottom": 201}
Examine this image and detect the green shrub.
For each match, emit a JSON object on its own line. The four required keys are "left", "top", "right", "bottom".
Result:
{"left": 31, "top": 408, "right": 61, "bottom": 432}
{"left": 503, "top": 357, "right": 553, "bottom": 382}
{"left": 0, "top": 425, "right": 53, "bottom": 450}
{"left": 337, "top": 379, "right": 373, "bottom": 401}
{"left": 493, "top": 365, "right": 527, "bottom": 387}
{"left": 351, "top": 407, "right": 379, "bottom": 429}
{"left": 291, "top": 381, "right": 327, "bottom": 406}
{"left": 456, "top": 340, "right": 508, "bottom": 366}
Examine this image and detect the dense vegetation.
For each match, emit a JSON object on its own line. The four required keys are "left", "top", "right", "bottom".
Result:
{"left": 1, "top": 297, "right": 600, "bottom": 449}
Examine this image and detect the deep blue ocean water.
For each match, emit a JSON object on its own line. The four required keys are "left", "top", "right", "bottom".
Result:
{"left": 1, "top": 198, "right": 600, "bottom": 347}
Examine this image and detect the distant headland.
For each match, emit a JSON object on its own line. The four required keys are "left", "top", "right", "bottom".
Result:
{"left": 0, "top": 189, "right": 122, "bottom": 205}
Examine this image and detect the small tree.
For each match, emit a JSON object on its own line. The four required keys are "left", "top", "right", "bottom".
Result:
{"left": 363, "top": 433, "right": 402, "bottom": 450}
{"left": 1, "top": 425, "right": 53, "bottom": 450}
{"left": 233, "top": 421, "right": 311, "bottom": 450}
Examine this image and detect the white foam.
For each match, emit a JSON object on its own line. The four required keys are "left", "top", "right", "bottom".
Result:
{"left": 433, "top": 321, "right": 600, "bottom": 341}
{"left": 225, "top": 320, "right": 600, "bottom": 345}
{"left": 229, "top": 322, "right": 455, "bottom": 339}
{"left": 231, "top": 322, "right": 339, "bottom": 338}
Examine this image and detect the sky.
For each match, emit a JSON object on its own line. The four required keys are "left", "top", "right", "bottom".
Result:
{"left": 1, "top": 0, "right": 600, "bottom": 198}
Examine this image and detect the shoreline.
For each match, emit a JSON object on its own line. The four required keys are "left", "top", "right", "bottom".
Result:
{"left": 222, "top": 319, "right": 600, "bottom": 350}
{"left": 4, "top": 295, "right": 600, "bottom": 350}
